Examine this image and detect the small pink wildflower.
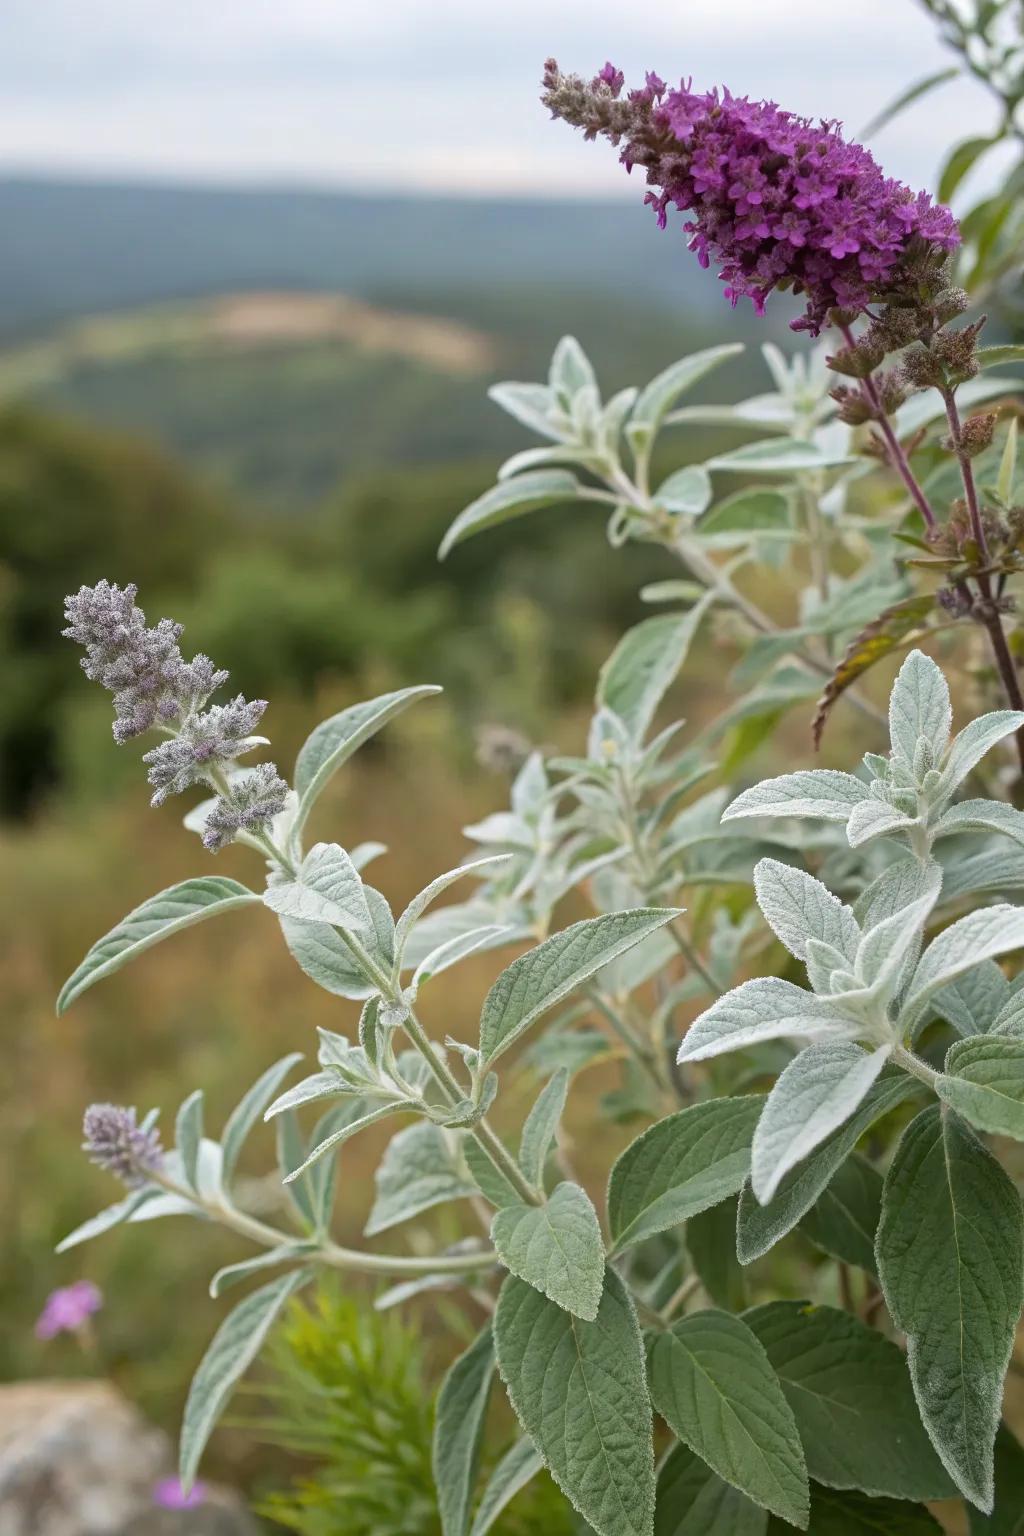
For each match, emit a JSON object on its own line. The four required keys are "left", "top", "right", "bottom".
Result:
{"left": 153, "top": 1477, "right": 208, "bottom": 1510}
{"left": 35, "top": 1280, "right": 103, "bottom": 1340}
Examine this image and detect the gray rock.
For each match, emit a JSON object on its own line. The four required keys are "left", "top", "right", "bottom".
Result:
{"left": 0, "top": 1382, "right": 256, "bottom": 1536}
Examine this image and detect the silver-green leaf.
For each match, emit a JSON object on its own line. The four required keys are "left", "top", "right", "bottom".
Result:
{"left": 494, "top": 1267, "right": 655, "bottom": 1536}
{"left": 491, "top": 1181, "right": 605, "bottom": 1321}
{"left": 479, "top": 909, "right": 680, "bottom": 1065}
{"left": 57, "top": 877, "right": 259, "bottom": 1013}
{"left": 179, "top": 1268, "right": 310, "bottom": 1490}
{"left": 876, "top": 1105, "right": 1024, "bottom": 1512}
{"left": 646, "top": 1309, "right": 809, "bottom": 1527}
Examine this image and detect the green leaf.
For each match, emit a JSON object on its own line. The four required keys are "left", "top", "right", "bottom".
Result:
{"left": 433, "top": 1325, "right": 495, "bottom": 1536}
{"left": 654, "top": 465, "right": 713, "bottom": 515}
{"left": 737, "top": 1075, "right": 916, "bottom": 1265}
{"left": 607, "top": 1096, "right": 763, "bottom": 1255}
{"left": 646, "top": 1309, "right": 809, "bottom": 1527}
{"left": 492, "top": 1181, "right": 605, "bottom": 1320}
{"left": 936, "top": 799, "right": 1024, "bottom": 849}
{"left": 56, "top": 1187, "right": 160, "bottom": 1253}
{"left": 997, "top": 418, "right": 1018, "bottom": 505}
{"left": 293, "top": 685, "right": 442, "bottom": 832}
{"left": 697, "top": 488, "right": 792, "bottom": 548}
{"left": 478, "top": 909, "right": 680, "bottom": 1066}
{"left": 465, "top": 1135, "right": 523, "bottom": 1209}
{"left": 753, "top": 859, "right": 859, "bottom": 964}
{"left": 265, "top": 1068, "right": 361, "bottom": 1119}
{"left": 518, "top": 1067, "right": 569, "bottom": 1189}
{"left": 708, "top": 439, "right": 853, "bottom": 474}
{"left": 745, "top": 1302, "right": 955, "bottom": 1501}
{"left": 723, "top": 771, "right": 869, "bottom": 824}
{"left": 175, "top": 1090, "right": 204, "bottom": 1192}
{"left": 905, "top": 905, "right": 1024, "bottom": 1023}
{"left": 768, "top": 1484, "right": 943, "bottom": 1533}
{"left": 686, "top": 1196, "right": 746, "bottom": 1312}
{"left": 655, "top": 1442, "right": 767, "bottom": 1535}
{"left": 179, "top": 1268, "right": 310, "bottom": 1490}
{"left": 876, "top": 1105, "right": 1024, "bottom": 1512}
{"left": 282, "top": 1099, "right": 407, "bottom": 1183}
{"left": 365, "top": 1122, "right": 478, "bottom": 1236}
{"left": 439, "top": 470, "right": 585, "bottom": 560}
{"left": 969, "top": 1424, "right": 1024, "bottom": 1535}
{"left": 799, "top": 1153, "right": 881, "bottom": 1275}
{"left": 938, "top": 712, "right": 1024, "bottom": 797}
{"left": 57, "top": 877, "right": 259, "bottom": 1013}
{"left": 281, "top": 884, "right": 395, "bottom": 999}
{"left": 393, "top": 856, "right": 511, "bottom": 963}
{"left": 888, "top": 649, "right": 951, "bottom": 766}
{"left": 859, "top": 66, "right": 959, "bottom": 138}
{"left": 677, "top": 979, "right": 849, "bottom": 1066}
{"left": 938, "top": 135, "right": 999, "bottom": 204}
{"left": 751, "top": 1044, "right": 891, "bottom": 1205}
{"left": 469, "top": 1438, "right": 543, "bottom": 1536}
{"left": 628, "top": 344, "right": 744, "bottom": 445}
{"left": 208, "top": 1243, "right": 317, "bottom": 1299}
{"left": 977, "top": 345, "right": 1024, "bottom": 372}
{"left": 938, "top": 1034, "right": 1024, "bottom": 1141}
{"left": 597, "top": 606, "right": 711, "bottom": 743}
{"left": 263, "top": 842, "right": 372, "bottom": 933}
{"left": 221, "top": 1052, "right": 305, "bottom": 1184}
{"left": 494, "top": 1267, "right": 655, "bottom": 1536}
{"left": 810, "top": 596, "right": 941, "bottom": 750}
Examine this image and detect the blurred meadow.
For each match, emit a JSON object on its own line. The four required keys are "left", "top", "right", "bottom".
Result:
{"left": 3, "top": 0, "right": 1023, "bottom": 1524}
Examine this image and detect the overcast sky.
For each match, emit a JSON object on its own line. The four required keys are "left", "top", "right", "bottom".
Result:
{"left": 1, "top": 0, "right": 1004, "bottom": 200}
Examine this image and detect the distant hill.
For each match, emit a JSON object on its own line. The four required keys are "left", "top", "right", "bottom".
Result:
{"left": 0, "top": 178, "right": 777, "bottom": 505}
{"left": 0, "top": 176, "right": 781, "bottom": 341}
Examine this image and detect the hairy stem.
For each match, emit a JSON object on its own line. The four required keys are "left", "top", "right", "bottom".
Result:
{"left": 328, "top": 928, "right": 543, "bottom": 1208}
{"left": 149, "top": 1167, "right": 492, "bottom": 1278}
{"left": 890, "top": 1042, "right": 941, "bottom": 1090}
{"left": 839, "top": 323, "right": 937, "bottom": 530}
{"left": 667, "top": 922, "right": 722, "bottom": 998}
{"left": 400, "top": 1008, "right": 543, "bottom": 1207}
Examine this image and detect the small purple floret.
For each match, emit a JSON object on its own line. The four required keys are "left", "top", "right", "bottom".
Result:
{"left": 36, "top": 1280, "right": 103, "bottom": 1339}
{"left": 153, "top": 1477, "right": 208, "bottom": 1510}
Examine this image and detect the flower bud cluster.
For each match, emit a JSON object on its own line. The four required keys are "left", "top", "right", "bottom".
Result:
{"left": 82, "top": 1103, "right": 164, "bottom": 1187}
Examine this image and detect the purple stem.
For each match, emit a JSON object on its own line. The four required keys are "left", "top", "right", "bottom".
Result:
{"left": 941, "top": 386, "right": 1024, "bottom": 773}
{"left": 839, "top": 324, "right": 937, "bottom": 529}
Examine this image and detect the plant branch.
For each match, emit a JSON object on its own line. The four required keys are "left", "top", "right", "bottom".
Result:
{"left": 400, "top": 1008, "right": 543, "bottom": 1207}
{"left": 839, "top": 323, "right": 937, "bottom": 530}
{"left": 148, "top": 1167, "right": 492, "bottom": 1278}
{"left": 941, "top": 385, "right": 1024, "bottom": 774}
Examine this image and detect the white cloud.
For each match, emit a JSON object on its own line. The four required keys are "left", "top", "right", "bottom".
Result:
{"left": 1, "top": 0, "right": 1001, "bottom": 197}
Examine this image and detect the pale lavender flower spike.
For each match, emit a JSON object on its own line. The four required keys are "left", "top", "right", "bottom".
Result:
{"left": 82, "top": 1103, "right": 164, "bottom": 1187}
{"left": 63, "top": 580, "right": 288, "bottom": 850}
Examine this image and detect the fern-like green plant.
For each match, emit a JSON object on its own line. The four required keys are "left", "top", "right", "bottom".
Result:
{"left": 245, "top": 1284, "right": 578, "bottom": 1536}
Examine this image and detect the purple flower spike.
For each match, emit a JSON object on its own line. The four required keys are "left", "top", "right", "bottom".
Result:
{"left": 36, "top": 1280, "right": 103, "bottom": 1340}
{"left": 153, "top": 1477, "right": 208, "bottom": 1510}
{"left": 541, "top": 60, "right": 959, "bottom": 334}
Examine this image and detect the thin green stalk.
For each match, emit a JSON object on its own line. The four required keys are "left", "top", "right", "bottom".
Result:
{"left": 148, "top": 1167, "right": 492, "bottom": 1278}
{"left": 399, "top": 1008, "right": 543, "bottom": 1208}
{"left": 667, "top": 922, "right": 722, "bottom": 998}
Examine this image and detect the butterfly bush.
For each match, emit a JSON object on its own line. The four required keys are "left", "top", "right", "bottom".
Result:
{"left": 47, "top": 25, "right": 1024, "bottom": 1536}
